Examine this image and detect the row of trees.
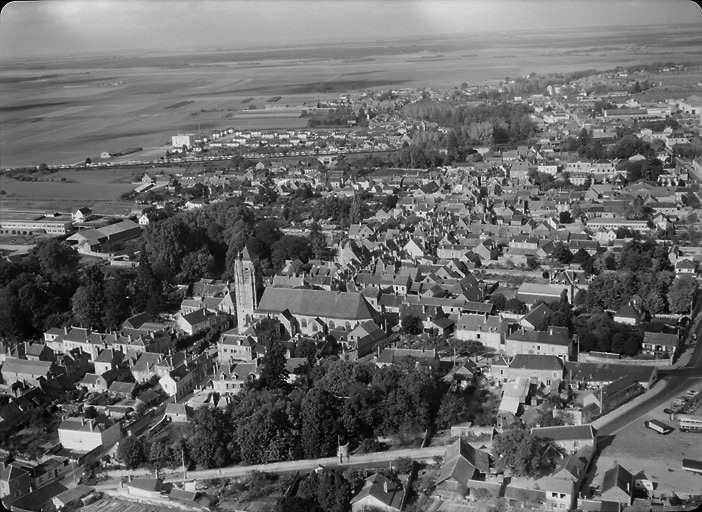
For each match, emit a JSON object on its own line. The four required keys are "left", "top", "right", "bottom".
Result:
{"left": 402, "top": 101, "right": 537, "bottom": 146}
{"left": 120, "top": 351, "right": 492, "bottom": 470}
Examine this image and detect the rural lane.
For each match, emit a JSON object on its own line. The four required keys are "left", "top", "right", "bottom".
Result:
{"left": 101, "top": 445, "right": 448, "bottom": 487}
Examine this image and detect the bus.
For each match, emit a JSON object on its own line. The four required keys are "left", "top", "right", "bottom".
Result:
{"left": 644, "top": 419, "right": 674, "bottom": 435}
{"left": 678, "top": 414, "right": 702, "bottom": 433}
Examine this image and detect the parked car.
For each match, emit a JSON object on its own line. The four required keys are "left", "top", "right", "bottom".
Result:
{"left": 664, "top": 408, "right": 673, "bottom": 414}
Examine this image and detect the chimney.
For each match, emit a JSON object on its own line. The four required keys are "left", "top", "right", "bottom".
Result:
{"left": 549, "top": 328, "right": 553, "bottom": 336}
{"left": 384, "top": 481, "right": 389, "bottom": 493}
{"left": 64, "top": 326, "right": 68, "bottom": 335}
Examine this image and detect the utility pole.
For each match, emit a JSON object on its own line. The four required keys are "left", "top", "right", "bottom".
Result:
{"left": 181, "top": 447, "right": 186, "bottom": 483}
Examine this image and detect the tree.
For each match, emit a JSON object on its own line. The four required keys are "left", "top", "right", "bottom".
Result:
{"left": 504, "top": 298, "right": 527, "bottom": 314}
{"left": 295, "top": 337, "right": 318, "bottom": 366}
{"left": 133, "top": 248, "right": 164, "bottom": 315}
{"left": 149, "top": 440, "right": 173, "bottom": 469}
{"left": 258, "top": 339, "right": 290, "bottom": 390}
{"left": 301, "top": 388, "right": 341, "bottom": 459}
{"left": 643, "top": 290, "right": 665, "bottom": 315}
{"left": 492, "top": 426, "right": 550, "bottom": 477}
{"left": 117, "top": 435, "right": 146, "bottom": 469}
{"left": 573, "top": 289, "right": 587, "bottom": 307}
{"left": 103, "top": 275, "right": 130, "bottom": 330}
{"left": 552, "top": 244, "right": 573, "bottom": 264}
{"left": 33, "top": 239, "right": 80, "bottom": 282}
{"left": 401, "top": 314, "right": 422, "bottom": 335}
{"left": 187, "top": 407, "right": 234, "bottom": 468}
{"left": 309, "top": 223, "right": 329, "bottom": 260}
{"left": 235, "top": 390, "right": 301, "bottom": 464}
{"left": 316, "top": 468, "right": 352, "bottom": 512}
{"left": 667, "top": 276, "right": 698, "bottom": 314}
{"left": 526, "top": 256, "right": 539, "bottom": 270}
{"left": 72, "top": 265, "right": 106, "bottom": 330}
{"left": 437, "top": 389, "right": 473, "bottom": 428}
{"left": 627, "top": 196, "right": 653, "bottom": 220}
{"left": 392, "top": 457, "right": 415, "bottom": 474}
{"left": 489, "top": 293, "right": 507, "bottom": 311}
{"left": 349, "top": 194, "right": 363, "bottom": 225}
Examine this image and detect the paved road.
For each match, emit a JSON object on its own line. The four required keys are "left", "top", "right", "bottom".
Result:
{"left": 101, "top": 445, "right": 447, "bottom": 487}
{"left": 593, "top": 302, "right": 702, "bottom": 437}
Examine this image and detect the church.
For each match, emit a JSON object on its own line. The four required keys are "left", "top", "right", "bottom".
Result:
{"left": 233, "top": 247, "right": 380, "bottom": 338}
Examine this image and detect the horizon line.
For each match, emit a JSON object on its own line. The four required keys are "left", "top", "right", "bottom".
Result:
{"left": 1, "top": 20, "right": 699, "bottom": 63}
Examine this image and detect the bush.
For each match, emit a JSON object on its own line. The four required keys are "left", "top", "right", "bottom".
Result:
{"left": 356, "top": 438, "right": 386, "bottom": 454}
{"left": 392, "top": 457, "right": 415, "bottom": 474}
{"left": 473, "top": 487, "right": 494, "bottom": 500}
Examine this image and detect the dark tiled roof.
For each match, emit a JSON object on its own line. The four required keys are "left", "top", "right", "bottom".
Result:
{"left": 258, "top": 288, "right": 375, "bottom": 320}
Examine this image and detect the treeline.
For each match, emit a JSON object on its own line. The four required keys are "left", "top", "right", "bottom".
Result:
{"left": 0, "top": 239, "right": 80, "bottom": 340}
{"left": 583, "top": 239, "right": 675, "bottom": 314}
{"left": 574, "top": 314, "right": 643, "bottom": 355}
{"left": 121, "top": 354, "right": 493, "bottom": 470}
{"left": 403, "top": 101, "right": 536, "bottom": 145}
{"left": 141, "top": 197, "right": 330, "bottom": 283}
{"left": 0, "top": 239, "right": 146, "bottom": 340}
{"left": 307, "top": 107, "right": 368, "bottom": 128}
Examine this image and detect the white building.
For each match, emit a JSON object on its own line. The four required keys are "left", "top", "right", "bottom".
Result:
{"left": 172, "top": 134, "right": 194, "bottom": 149}
{"left": 58, "top": 416, "right": 122, "bottom": 452}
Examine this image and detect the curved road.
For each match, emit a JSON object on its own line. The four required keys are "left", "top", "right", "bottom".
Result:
{"left": 593, "top": 305, "right": 702, "bottom": 437}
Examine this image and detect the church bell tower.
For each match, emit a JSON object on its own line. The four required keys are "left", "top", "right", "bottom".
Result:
{"left": 233, "top": 246, "right": 262, "bottom": 332}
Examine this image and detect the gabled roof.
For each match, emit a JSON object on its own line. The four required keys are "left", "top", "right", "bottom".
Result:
{"left": 531, "top": 424, "right": 596, "bottom": 442}
{"left": 553, "top": 445, "right": 594, "bottom": 481}
{"left": 437, "top": 438, "right": 491, "bottom": 485}
{"left": 1, "top": 357, "right": 54, "bottom": 376}
{"left": 642, "top": 331, "right": 678, "bottom": 347}
{"left": 510, "top": 354, "right": 565, "bottom": 371}
{"left": 257, "top": 288, "right": 375, "bottom": 320}
{"left": 508, "top": 327, "right": 571, "bottom": 347}
{"left": 601, "top": 464, "right": 633, "bottom": 500}
{"left": 350, "top": 473, "right": 404, "bottom": 510}
{"left": 457, "top": 314, "right": 505, "bottom": 332}
{"left": 520, "top": 303, "right": 553, "bottom": 327}
{"left": 614, "top": 303, "right": 642, "bottom": 319}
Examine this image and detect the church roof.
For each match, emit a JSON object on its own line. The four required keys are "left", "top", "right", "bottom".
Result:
{"left": 257, "top": 288, "right": 375, "bottom": 320}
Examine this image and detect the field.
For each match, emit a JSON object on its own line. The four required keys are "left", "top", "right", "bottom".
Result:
{"left": 587, "top": 380, "right": 702, "bottom": 498}
{"left": 0, "top": 168, "right": 141, "bottom": 212}
{"left": 2, "top": 24, "right": 702, "bottom": 169}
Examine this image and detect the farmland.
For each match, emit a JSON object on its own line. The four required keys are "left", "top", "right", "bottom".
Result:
{"left": 2, "top": 24, "right": 701, "bottom": 169}
{"left": 0, "top": 169, "right": 139, "bottom": 212}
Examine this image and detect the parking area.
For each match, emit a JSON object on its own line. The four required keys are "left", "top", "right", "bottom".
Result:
{"left": 588, "top": 381, "right": 702, "bottom": 498}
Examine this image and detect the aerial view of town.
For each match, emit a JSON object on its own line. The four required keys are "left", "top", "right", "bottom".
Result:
{"left": 1, "top": 1, "right": 701, "bottom": 511}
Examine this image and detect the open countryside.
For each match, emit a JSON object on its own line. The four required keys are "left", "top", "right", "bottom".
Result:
{"left": 2, "top": 24, "right": 702, "bottom": 169}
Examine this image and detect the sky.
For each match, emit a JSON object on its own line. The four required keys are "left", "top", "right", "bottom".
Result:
{"left": 1, "top": 0, "right": 700, "bottom": 59}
